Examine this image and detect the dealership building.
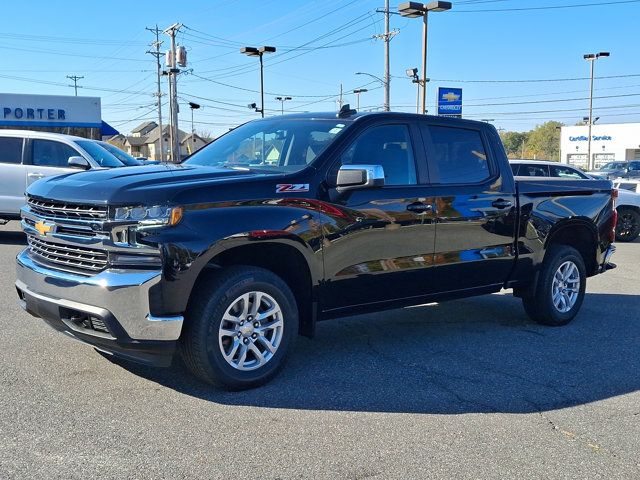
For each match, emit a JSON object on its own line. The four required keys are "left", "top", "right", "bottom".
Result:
{"left": 0, "top": 92, "right": 117, "bottom": 139}
{"left": 560, "top": 122, "right": 640, "bottom": 170}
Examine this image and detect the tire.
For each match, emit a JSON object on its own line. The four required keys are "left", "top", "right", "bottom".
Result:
{"left": 181, "top": 266, "right": 298, "bottom": 390}
{"left": 615, "top": 207, "right": 640, "bottom": 242}
{"left": 522, "top": 245, "right": 586, "bottom": 326}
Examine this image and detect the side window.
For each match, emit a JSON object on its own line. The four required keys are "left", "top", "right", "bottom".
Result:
{"left": 510, "top": 164, "right": 520, "bottom": 176}
{"left": 521, "top": 164, "right": 549, "bottom": 177}
{"left": 0, "top": 137, "right": 23, "bottom": 164}
{"left": 425, "top": 126, "right": 490, "bottom": 184}
{"left": 550, "top": 165, "right": 587, "bottom": 179}
{"left": 32, "top": 140, "right": 81, "bottom": 168}
{"left": 629, "top": 162, "right": 640, "bottom": 172}
{"left": 339, "top": 124, "right": 417, "bottom": 186}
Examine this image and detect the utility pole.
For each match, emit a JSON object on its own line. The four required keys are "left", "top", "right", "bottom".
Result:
{"left": 146, "top": 25, "right": 165, "bottom": 162}
{"left": 338, "top": 84, "right": 343, "bottom": 109}
{"left": 164, "top": 23, "right": 183, "bottom": 162}
{"left": 384, "top": 0, "right": 391, "bottom": 111}
{"left": 373, "top": 1, "right": 398, "bottom": 111}
{"left": 584, "top": 52, "right": 609, "bottom": 170}
{"left": 66, "top": 75, "right": 84, "bottom": 96}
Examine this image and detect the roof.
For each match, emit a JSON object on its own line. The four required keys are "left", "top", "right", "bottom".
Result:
{"left": 131, "top": 121, "right": 157, "bottom": 134}
{"left": 144, "top": 125, "right": 173, "bottom": 144}
{"left": 509, "top": 160, "right": 559, "bottom": 166}
{"left": 124, "top": 136, "right": 147, "bottom": 146}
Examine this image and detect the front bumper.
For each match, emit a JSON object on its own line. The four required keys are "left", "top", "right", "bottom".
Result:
{"left": 15, "top": 249, "right": 183, "bottom": 366}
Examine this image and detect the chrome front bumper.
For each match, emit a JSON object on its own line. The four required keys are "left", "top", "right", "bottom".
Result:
{"left": 15, "top": 249, "right": 183, "bottom": 341}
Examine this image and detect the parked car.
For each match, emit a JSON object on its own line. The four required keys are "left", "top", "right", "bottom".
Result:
{"left": 16, "top": 112, "right": 617, "bottom": 389}
{"left": 588, "top": 160, "right": 640, "bottom": 179}
{"left": 510, "top": 160, "right": 640, "bottom": 242}
{"left": 0, "top": 130, "right": 125, "bottom": 223}
{"left": 97, "top": 141, "right": 160, "bottom": 166}
{"left": 613, "top": 178, "right": 640, "bottom": 194}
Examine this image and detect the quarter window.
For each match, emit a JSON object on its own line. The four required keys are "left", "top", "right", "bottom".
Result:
{"left": 425, "top": 126, "right": 490, "bottom": 184}
{"left": 0, "top": 137, "right": 23, "bottom": 164}
{"left": 339, "top": 124, "right": 417, "bottom": 185}
{"left": 519, "top": 164, "right": 549, "bottom": 177}
{"left": 550, "top": 165, "right": 587, "bottom": 179}
{"left": 32, "top": 140, "right": 81, "bottom": 168}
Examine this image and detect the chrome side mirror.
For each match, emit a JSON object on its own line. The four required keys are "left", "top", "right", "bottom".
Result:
{"left": 336, "top": 165, "right": 385, "bottom": 192}
{"left": 68, "top": 156, "right": 90, "bottom": 170}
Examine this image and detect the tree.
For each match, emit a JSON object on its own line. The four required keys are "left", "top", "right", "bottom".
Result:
{"left": 500, "top": 131, "right": 529, "bottom": 158}
{"left": 526, "top": 121, "right": 563, "bottom": 161}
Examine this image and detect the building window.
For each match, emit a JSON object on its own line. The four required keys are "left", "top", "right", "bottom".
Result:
{"left": 567, "top": 153, "right": 588, "bottom": 169}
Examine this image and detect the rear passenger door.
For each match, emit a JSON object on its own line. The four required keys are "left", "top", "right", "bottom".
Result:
{"left": 0, "top": 136, "right": 27, "bottom": 216}
{"left": 419, "top": 122, "right": 517, "bottom": 293}
{"left": 24, "top": 139, "right": 81, "bottom": 188}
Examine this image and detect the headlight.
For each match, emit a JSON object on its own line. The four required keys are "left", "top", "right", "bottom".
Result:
{"left": 114, "top": 205, "right": 183, "bottom": 227}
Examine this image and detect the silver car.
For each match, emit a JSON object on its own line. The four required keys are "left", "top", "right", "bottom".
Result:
{"left": 0, "top": 130, "right": 124, "bottom": 222}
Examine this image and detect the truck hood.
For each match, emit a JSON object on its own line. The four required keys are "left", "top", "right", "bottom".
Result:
{"left": 27, "top": 163, "right": 269, "bottom": 205}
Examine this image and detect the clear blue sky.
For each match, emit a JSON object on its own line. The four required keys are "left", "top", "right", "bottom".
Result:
{"left": 1, "top": 0, "right": 638, "bottom": 136}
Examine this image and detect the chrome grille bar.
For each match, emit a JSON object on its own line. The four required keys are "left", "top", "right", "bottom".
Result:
{"left": 27, "top": 235, "right": 108, "bottom": 273}
{"left": 27, "top": 197, "right": 107, "bottom": 220}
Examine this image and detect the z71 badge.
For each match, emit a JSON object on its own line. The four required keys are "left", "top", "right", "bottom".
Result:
{"left": 276, "top": 184, "right": 310, "bottom": 193}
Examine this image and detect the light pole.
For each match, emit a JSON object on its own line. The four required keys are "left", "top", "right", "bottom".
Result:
{"left": 584, "top": 51, "right": 609, "bottom": 170}
{"left": 188, "top": 102, "right": 200, "bottom": 135}
{"left": 241, "top": 46, "right": 276, "bottom": 118}
{"left": 405, "top": 67, "right": 424, "bottom": 114}
{"left": 399, "top": 1, "right": 452, "bottom": 114}
{"left": 353, "top": 89, "right": 368, "bottom": 110}
{"left": 275, "top": 96, "right": 292, "bottom": 115}
{"left": 355, "top": 72, "right": 388, "bottom": 111}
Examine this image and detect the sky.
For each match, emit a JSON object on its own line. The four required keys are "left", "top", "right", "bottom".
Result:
{"left": 1, "top": 0, "right": 639, "bottom": 137}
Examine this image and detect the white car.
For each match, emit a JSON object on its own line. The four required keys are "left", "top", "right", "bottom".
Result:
{"left": 510, "top": 160, "right": 640, "bottom": 242}
{"left": 0, "top": 130, "right": 125, "bottom": 222}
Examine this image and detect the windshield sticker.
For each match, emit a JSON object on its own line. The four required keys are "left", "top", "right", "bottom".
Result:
{"left": 276, "top": 184, "right": 310, "bottom": 193}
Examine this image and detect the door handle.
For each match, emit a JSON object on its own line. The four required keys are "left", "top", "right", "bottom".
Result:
{"left": 28, "top": 173, "right": 45, "bottom": 179}
{"left": 491, "top": 199, "right": 512, "bottom": 209}
{"left": 406, "top": 202, "right": 433, "bottom": 213}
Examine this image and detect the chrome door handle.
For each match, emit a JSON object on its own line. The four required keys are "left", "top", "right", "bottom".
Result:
{"left": 28, "top": 173, "right": 45, "bottom": 179}
{"left": 407, "top": 202, "right": 433, "bottom": 213}
{"left": 492, "top": 199, "right": 512, "bottom": 209}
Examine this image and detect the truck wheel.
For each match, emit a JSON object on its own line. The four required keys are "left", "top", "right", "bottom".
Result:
{"left": 522, "top": 245, "right": 586, "bottom": 326}
{"left": 615, "top": 207, "right": 640, "bottom": 242}
{"left": 181, "top": 266, "right": 298, "bottom": 390}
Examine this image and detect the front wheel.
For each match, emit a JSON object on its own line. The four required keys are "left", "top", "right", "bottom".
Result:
{"left": 181, "top": 266, "right": 298, "bottom": 389}
{"left": 522, "top": 245, "right": 586, "bottom": 326}
{"left": 615, "top": 207, "right": 640, "bottom": 242}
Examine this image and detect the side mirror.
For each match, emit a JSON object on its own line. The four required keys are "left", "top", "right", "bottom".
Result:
{"left": 336, "top": 164, "right": 385, "bottom": 192}
{"left": 68, "top": 156, "right": 90, "bottom": 170}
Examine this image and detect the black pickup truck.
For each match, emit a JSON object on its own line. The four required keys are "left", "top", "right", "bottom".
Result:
{"left": 16, "top": 110, "right": 617, "bottom": 389}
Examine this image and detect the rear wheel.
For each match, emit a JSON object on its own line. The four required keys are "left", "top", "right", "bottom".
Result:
{"left": 181, "top": 266, "right": 298, "bottom": 389}
{"left": 522, "top": 245, "right": 586, "bottom": 326}
{"left": 615, "top": 207, "right": 640, "bottom": 242}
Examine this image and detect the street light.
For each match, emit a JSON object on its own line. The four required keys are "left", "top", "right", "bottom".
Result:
{"left": 405, "top": 67, "right": 427, "bottom": 114}
{"left": 583, "top": 51, "right": 609, "bottom": 170}
{"left": 353, "top": 89, "right": 368, "bottom": 110}
{"left": 355, "top": 72, "right": 388, "bottom": 111}
{"left": 241, "top": 45, "right": 276, "bottom": 118}
{"left": 275, "top": 96, "right": 292, "bottom": 115}
{"left": 399, "top": 1, "right": 452, "bottom": 114}
{"left": 188, "top": 101, "right": 200, "bottom": 135}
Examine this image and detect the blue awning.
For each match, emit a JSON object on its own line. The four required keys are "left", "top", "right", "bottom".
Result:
{"left": 101, "top": 120, "right": 119, "bottom": 136}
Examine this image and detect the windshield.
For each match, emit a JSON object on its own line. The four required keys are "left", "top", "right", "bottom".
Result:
{"left": 184, "top": 118, "right": 350, "bottom": 173}
{"left": 98, "top": 142, "right": 140, "bottom": 166}
{"left": 600, "top": 162, "right": 625, "bottom": 170}
{"left": 76, "top": 140, "right": 125, "bottom": 168}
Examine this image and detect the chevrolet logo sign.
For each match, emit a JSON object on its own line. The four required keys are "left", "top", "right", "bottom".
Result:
{"left": 442, "top": 92, "right": 460, "bottom": 102}
{"left": 34, "top": 220, "right": 55, "bottom": 237}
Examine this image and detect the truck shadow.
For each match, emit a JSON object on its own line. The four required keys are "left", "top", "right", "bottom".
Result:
{"left": 110, "top": 292, "right": 640, "bottom": 414}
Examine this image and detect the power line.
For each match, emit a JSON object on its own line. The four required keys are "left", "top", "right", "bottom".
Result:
{"left": 454, "top": 0, "right": 640, "bottom": 12}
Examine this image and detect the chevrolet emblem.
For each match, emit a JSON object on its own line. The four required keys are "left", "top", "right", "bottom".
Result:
{"left": 442, "top": 92, "right": 460, "bottom": 102}
{"left": 34, "top": 220, "right": 55, "bottom": 237}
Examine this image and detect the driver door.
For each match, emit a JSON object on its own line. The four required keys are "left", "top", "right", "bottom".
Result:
{"left": 24, "top": 139, "right": 82, "bottom": 188}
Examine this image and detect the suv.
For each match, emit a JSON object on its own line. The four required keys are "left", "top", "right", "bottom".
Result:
{"left": 16, "top": 112, "right": 617, "bottom": 389}
{"left": 0, "top": 130, "right": 125, "bottom": 222}
{"left": 510, "top": 160, "right": 640, "bottom": 242}
{"left": 588, "top": 161, "right": 640, "bottom": 179}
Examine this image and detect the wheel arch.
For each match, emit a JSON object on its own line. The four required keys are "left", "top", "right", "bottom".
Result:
{"left": 544, "top": 218, "right": 598, "bottom": 276}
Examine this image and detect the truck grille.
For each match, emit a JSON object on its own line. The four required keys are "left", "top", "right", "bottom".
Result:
{"left": 27, "top": 197, "right": 108, "bottom": 221}
{"left": 27, "top": 235, "right": 108, "bottom": 273}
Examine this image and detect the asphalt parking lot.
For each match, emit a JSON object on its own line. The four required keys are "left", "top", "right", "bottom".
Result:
{"left": 0, "top": 222, "right": 638, "bottom": 479}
